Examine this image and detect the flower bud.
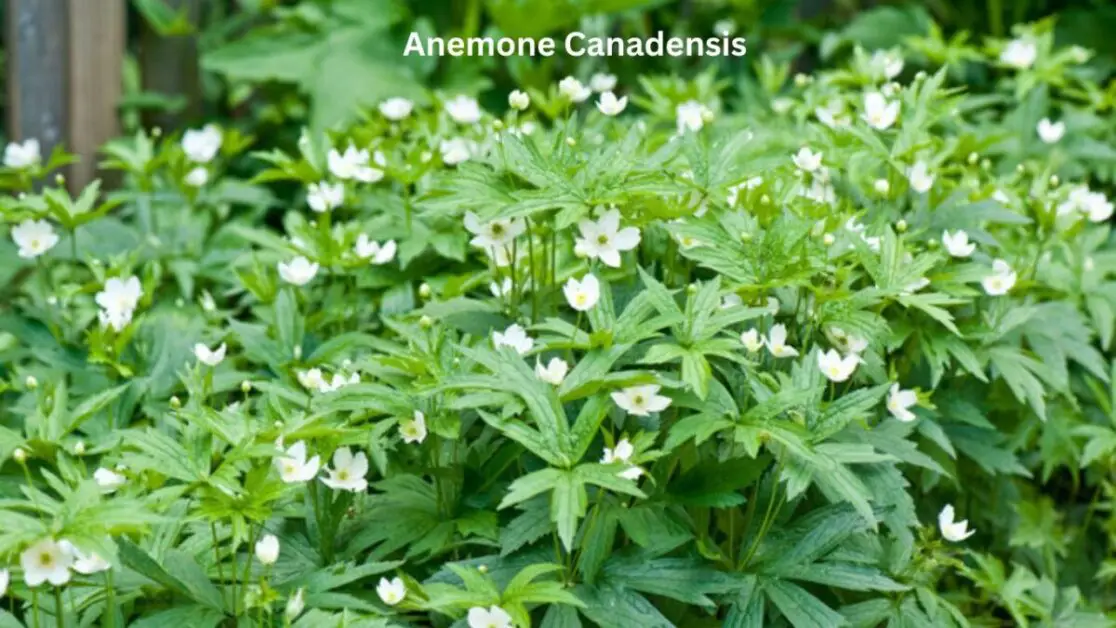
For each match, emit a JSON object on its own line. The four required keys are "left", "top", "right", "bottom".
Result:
{"left": 13, "top": 448, "right": 27, "bottom": 463}
{"left": 286, "top": 588, "right": 306, "bottom": 620}
{"left": 419, "top": 283, "right": 432, "bottom": 299}
{"left": 508, "top": 90, "right": 530, "bottom": 110}
{"left": 255, "top": 534, "right": 280, "bottom": 565}
{"left": 874, "top": 179, "right": 890, "bottom": 195}
{"left": 170, "top": 396, "right": 181, "bottom": 409}
{"left": 896, "top": 219, "right": 908, "bottom": 232}
{"left": 823, "top": 233, "right": 835, "bottom": 246}
{"left": 565, "top": 137, "right": 576, "bottom": 147}
{"left": 25, "top": 375, "right": 37, "bottom": 389}
{"left": 478, "top": 564, "right": 488, "bottom": 574}
{"left": 241, "top": 380, "right": 252, "bottom": 394}
{"left": 74, "top": 442, "right": 86, "bottom": 455}
{"left": 293, "top": 346, "right": 303, "bottom": 360}
{"left": 419, "top": 315, "right": 434, "bottom": 329}
{"left": 1049, "top": 175, "right": 1059, "bottom": 187}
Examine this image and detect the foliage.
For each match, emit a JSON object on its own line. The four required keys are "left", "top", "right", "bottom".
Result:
{"left": 2, "top": 6, "right": 1116, "bottom": 628}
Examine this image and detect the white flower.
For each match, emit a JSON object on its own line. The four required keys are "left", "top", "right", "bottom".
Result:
{"left": 792, "top": 147, "right": 822, "bottom": 172}
{"left": 490, "top": 278, "right": 513, "bottom": 298}
{"left": 181, "top": 125, "right": 222, "bottom": 163}
{"left": 887, "top": 384, "right": 918, "bottom": 422}
{"left": 57, "top": 541, "right": 111, "bottom": 575}
{"left": 286, "top": 588, "right": 306, "bottom": 620}
{"left": 938, "top": 504, "right": 975, "bottom": 541}
{"left": 563, "top": 273, "right": 601, "bottom": 311}
{"left": 440, "top": 137, "right": 475, "bottom": 165}
{"left": 981, "top": 259, "right": 1017, "bottom": 296}
{"left": 297, "top": 368, "right": 325, "bottom": 391}
{"left": 902, "top": 277, "right": 929, "bottom": 294}
{"left": 184, "top": 166, "right": 209, "bottom": 187}
{"left": 869, "top": 50, "right": 904, "bottom": 80}
{"left": 278, "top": 256, "right": 319, "bottom": 286}
{"left": 321, "top": 447, "right": 369, "bottom": 492}
{"left": 1036, "top": 118, "right": 1064, "bottom": 144}
{"left": 829, "top": 326, "right": 868, "bottom": 355}
{"left": 601, "top": 439, "right": 634, "bottom": 464}
{"left": 93, "top": 467, "right": 126, "bottom": 492}
{"left": 464, "top": 211, "right": 525, "bottom": 251}
{"left": 307, "top": 182, "right": 344, "bottom": 213}
{"left": 255, "top": 534, "right": 279, "bottom": 565}
{"left": 446, "top": 95, "right": 482, "bottom": 124}
{"left": 194, "top": 342, "right": 226, "bottom": 366}
{"left": 274, "top": 441, "right": 321, "bottom": 483}
{"left": 379, "top": 97, "right": 414, "bottom": 121}
{"left": 942, "top": 230, "right": 976, "bottom": 257}
{"left": 596, "top": 91, "right": 627, "bottom": 116}
{"left": 468, "top": 605, "right": 513, "bottom": 628}
{"left": 818, "top": 349, "right": 859, "bottom": 382}
{"left": 765, "top": 324, "right": 799, "bottom": 358}
{"left": 573, "top": 209, "right": 640, "bottom": 268}
{"left": 535, "top": 357, "right": 569, "bottom": 385}
{"left": 589, "top": 72, "right": 617, "bottom": 92}
{"left": 771, "top": 97, "right": 794, "bottom": 114}
{"left": 0, "top": 568, "right": 8, "bottom": 597}
{"left": 815, "top": 99, "right": 848, "bottom": 128}
{"left": 11, "top": 219, "right": 59, "bottom": 259}
{"left": 400, "top": 411, "right": 427, "bottom": 444}
{"left": 676, "top": 100, "right": 709, "bottom": 133}
{"left": 493, "top": 324, "right": 534, "bottom": 355}
{"left": 508, "top": 90, "right": 530, "bottom": 110}
{"left": 354, "top": 235, "right": 397, "bottom": 265}
{"left": 906, "top": 161, "right": 934, "bottom": 193}
{"left": 1000, "top": 38, "right": 1037, "bottom": 69}
{"left": 96, "top": 276, "right": 143, "bottom": 331}
{"left": 20, "top": 538, "right": 73, "bottom": 587}
{"left": 1059, "top": 186, "right": 1116, "bottom": 222}
{"left": 558, "top": 76, "right": 591, "bottom": 102}
{"left": 721, "top": 293, "right": 743, "bottom": 309}
{"left": 69, "top": 547, "right": 111, "bottom": 575}
{"left": 318, "top": 372, "right": 360, "bottom": 394}
{"left": 740, "top": 328, "right": 764, "bottom": 352}
{"left": 845, "top": 217, "right": 866, "bottom": 234}
{"left": 377, "top": 576, "right": 406, "bottom": 606}
{"left": 4, "top": 138, "right": 41, "bottom": 169}
{"left": 327, "top": 146, "right": 383, "bottom": 182}
{"left": 862, "top": 92, "right": 899, "bottom": 130}
{"left": 611, "top": 384, "right": 671, "bottom": 416}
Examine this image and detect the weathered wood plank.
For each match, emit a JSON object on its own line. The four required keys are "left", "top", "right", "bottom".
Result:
{"left": 66, "top": 0, "right": 126, "bottom": 190}
{"left": 5, "top": 0, "right": 68, "bottom": 159}
{"left": 140, "top": 0, "right": 205, "bottom": 130}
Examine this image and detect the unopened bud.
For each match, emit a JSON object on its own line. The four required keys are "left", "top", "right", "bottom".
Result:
{"left": 170, "top": 395, "right": 181, "bottom": 409}
{"left": 419, "top": 315, "right": 434, "bottom": 329}
{"left": 896, "top": 219, "right": 908, "bottom": 232}
{"left": 13, "top": 448, "right": 27, "bottom": 463}
{"left": 823, "top": 233, "right": 835, "bottom": 246}
{"left": 74, "top": 441, "right": 86, "bottom": 455}
{"left": 565, "top": 137, "right": 576, "bottom": 147}
{"left": 419, "top": 283, "right": 432, "bottom": 298}
{"left": 241, "top": 380, "right": 252, "bottom": 394}
{"left": 25, "top": 375, "right": 38, "bottom": 389}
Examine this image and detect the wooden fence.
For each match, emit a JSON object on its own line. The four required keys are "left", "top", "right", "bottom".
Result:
{"left": 5, "top": 0, "right": 201, "bottom": 192}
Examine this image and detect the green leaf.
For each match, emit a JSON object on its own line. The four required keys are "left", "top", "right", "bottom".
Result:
{"left": 763, "top": 578, "right": 848, "bottom": 628}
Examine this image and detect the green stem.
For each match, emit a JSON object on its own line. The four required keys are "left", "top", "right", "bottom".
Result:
{"left": 210, "top": 522, "right": 227, "bottom": 607}
{"left": 54, "top": 587, "right": 63, "bottom": 628}
{"left": 32, "top": 588, "right": 41, "bottom": 628}
{"left": 104, "top": 569, "right": 115, "bottom": 628}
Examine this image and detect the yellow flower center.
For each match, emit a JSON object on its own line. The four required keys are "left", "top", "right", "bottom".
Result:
{"left": 633, "top": 395, "right": 645, "bottom": 406}
{"left": 597, "top": 234, "right": 610, "bottom": 245}
{"left": 338, "top": 470, "right": 349, "bottom": 481}
{"left": 40, "top": 551, "right": 54, "bottom": 566}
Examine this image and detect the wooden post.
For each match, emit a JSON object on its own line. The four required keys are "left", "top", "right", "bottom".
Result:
{"left": 140, "top": 0, "right": 205, "bottom": 130}
{"left": 6, "top": 0, "right": 69, "bottom": 161}
{"left": 5, "top": 0, "right": 125, "bottom": 192}
{"left": 66, "top": 0, "right": 126, "bottom": 190}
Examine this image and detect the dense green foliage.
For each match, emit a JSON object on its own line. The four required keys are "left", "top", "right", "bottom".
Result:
{"left": 2, "top": 3, "right": 1116, "bottom": 627}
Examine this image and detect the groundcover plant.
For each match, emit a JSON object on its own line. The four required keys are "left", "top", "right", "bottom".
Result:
{"left": 3, "top": 18, "right": 1116, "bottom": 628}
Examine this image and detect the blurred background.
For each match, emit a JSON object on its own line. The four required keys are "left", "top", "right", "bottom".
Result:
{"left": 3, "top": 0, "right": 1115, "bottom": 188}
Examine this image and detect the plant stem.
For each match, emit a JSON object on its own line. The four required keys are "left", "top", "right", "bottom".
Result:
{"left": 54, "top": 587, "right": 63, "bottom": 628}
{"left": 210, "top": 522, "right": 227, "bottom": 607}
